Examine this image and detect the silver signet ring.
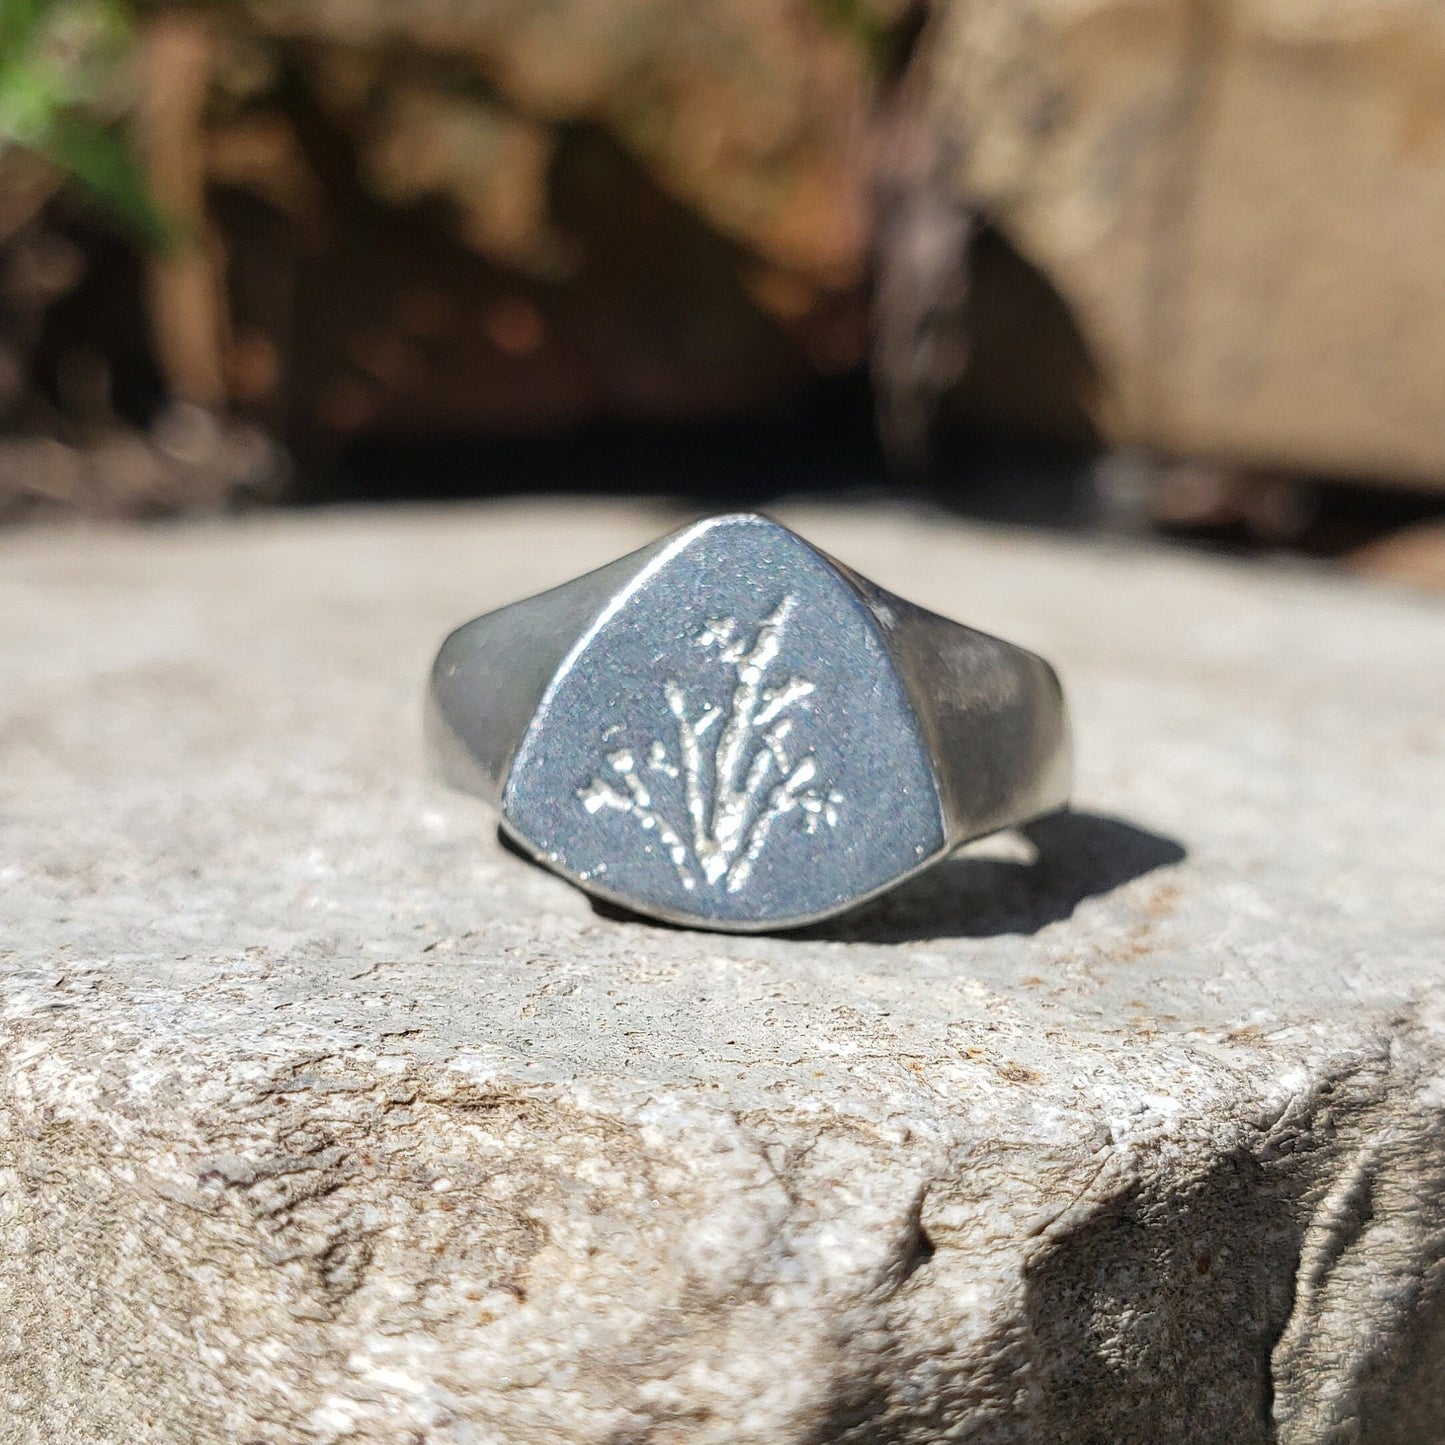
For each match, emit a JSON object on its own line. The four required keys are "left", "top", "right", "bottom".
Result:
{"left": 428, "top": 513, "right": 1072, "bottom": 932}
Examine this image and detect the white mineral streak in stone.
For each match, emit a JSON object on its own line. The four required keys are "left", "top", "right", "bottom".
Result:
{"left": 1, "top": 502, "right": 1443, "bottom": 1444}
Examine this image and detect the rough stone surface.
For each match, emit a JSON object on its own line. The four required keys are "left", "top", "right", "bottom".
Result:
{"left": 1, "top": 501, "right": 1443, "bottom": 1443}
{"left": 925, "top": 0, "right": 1445, "bottom": 487}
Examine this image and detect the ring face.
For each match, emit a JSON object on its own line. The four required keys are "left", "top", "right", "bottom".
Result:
{"left": 501, "top": 516, "right": 946, "bottom": 929}
{"left": 429, "top": 511, "right": 1072, "bottom": 932}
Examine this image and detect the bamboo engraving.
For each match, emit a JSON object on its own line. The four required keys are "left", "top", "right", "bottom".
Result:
{"left": 578, "top": 595, "right": 842, "bottom": 892}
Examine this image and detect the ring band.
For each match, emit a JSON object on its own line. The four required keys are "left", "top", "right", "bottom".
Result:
{"left": 428, "top": 513, "right": 1071, "bottom": 931}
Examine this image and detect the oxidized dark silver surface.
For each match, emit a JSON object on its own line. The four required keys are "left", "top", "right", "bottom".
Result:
{"left": 428, "top": 513, "right": 1071, "bottom": 931}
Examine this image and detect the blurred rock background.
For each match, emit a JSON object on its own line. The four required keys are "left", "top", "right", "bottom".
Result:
{"left": 1, "top": 0, "right": 1443, "bottom": 581}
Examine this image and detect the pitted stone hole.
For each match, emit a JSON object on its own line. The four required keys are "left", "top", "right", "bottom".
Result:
{"left": 196, "top": 1154, "right": 255, "bottom": 1190}
{"left": 903, "top": 1217, "right": 936, "bottom": 1281}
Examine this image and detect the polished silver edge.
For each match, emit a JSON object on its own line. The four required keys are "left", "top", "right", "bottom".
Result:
{"left": 496, "top": 814, "right": 953, "bottom": 933}
{"left": 498, "top": 515, "right": 746, "bottom": 821}
{"left": 819, "top": 556, "right": 1072, "bottom": 846}
{"left": 426, "top": 524, "right": 686, "bottom": 807}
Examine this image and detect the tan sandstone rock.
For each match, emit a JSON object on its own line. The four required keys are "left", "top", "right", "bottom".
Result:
{"left": 925, "top": 0, "right": 1445, "bottom": 487}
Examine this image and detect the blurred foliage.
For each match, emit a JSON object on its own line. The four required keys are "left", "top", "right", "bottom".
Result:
{"left": 0, "top": 0, "right": 171, "bottom": 243}
{"left": 811, "top": 0, "right": 905, "bottom": 76}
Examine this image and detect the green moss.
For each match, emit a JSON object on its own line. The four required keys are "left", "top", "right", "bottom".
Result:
{"left": 0, "top": 0, "right": 173, "bottom": 245}
{"left": 809, "top": 0, "right": 900, "bottom": 77}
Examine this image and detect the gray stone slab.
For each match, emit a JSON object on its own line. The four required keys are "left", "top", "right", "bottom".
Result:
{"left": 1, "top": 501, "right": 1442, "bottom": 1444}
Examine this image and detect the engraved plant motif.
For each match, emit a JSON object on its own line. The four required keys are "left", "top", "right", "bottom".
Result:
{"left": 577, "top": 595, "right": 842, "bottom": 892}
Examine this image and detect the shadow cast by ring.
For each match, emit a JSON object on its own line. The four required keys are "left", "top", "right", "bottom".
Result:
{"left": 799, "top": 809, "right": 1186, "bottom": 944}
{"left": 566, "top": 809, "right": 1185, "bottom": 942}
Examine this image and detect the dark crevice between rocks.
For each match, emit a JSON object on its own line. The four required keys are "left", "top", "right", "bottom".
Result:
{"left": 901, "top": 1219, "right": 936, "bottom": 1283}
{"left": 1019, "top": 1148, "right": 1303, "bottom": 1445}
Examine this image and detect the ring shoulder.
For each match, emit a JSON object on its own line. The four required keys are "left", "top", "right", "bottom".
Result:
{"left": 426, "top": 537, "right": 675, "bottom": 809}
{"left": 849, "top": 576, "right": 1073, "bottom": 845}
